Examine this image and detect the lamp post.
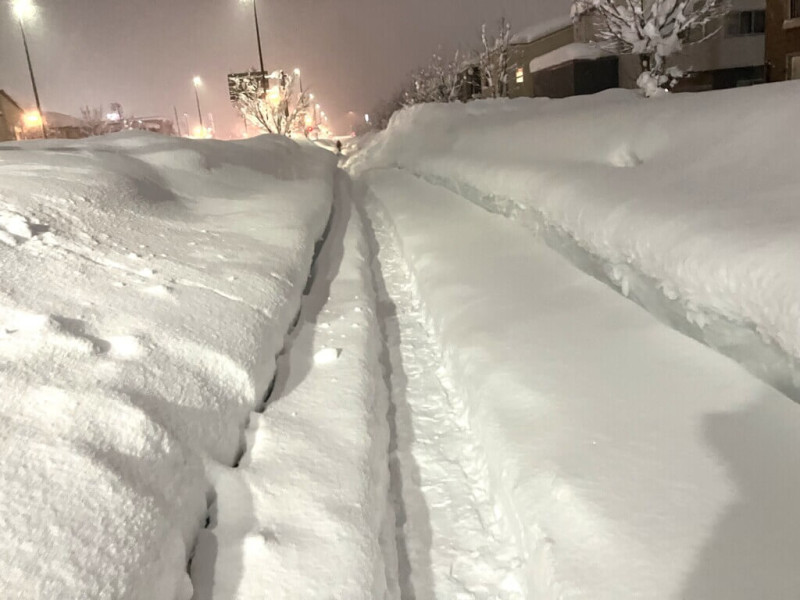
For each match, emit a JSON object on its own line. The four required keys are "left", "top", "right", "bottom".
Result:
{"left": 12, "top": 0, "right": 46, "bottom": 139}
{"left": 294, "top": 67, "right": 303, "bottom": 94}
{"left": 192, "top": 76, "right": 204, "bottom": 134}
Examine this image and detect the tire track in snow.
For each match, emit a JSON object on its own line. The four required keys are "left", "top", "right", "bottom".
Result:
{"left": 360, "top": 197, "right": 524, "bottom": 600}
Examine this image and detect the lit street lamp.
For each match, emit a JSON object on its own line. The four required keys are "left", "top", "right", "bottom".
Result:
{"left": 192, "top": 76, "right": 205, "bottom": 134}
{"left": 12, "top": 0, "right": 46, "bottom": 139}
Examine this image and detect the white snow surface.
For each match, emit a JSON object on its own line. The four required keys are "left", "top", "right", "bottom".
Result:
{"left": 529, "top": 43, "right": 610, "bottom": 73}
{"left": 350, "top": 81, "right": 800, "bottom": 395}
{"left": 190, "top": 176, "right": 397, "bottom": 600}
{"left": 0, "top": 132, "right": 335, "bottom": 598}
{"left": 362, "top": 168, "right": 800, "bottom": 599}
{"left": 510, "top": 16, "right": 573, "bottom": 45}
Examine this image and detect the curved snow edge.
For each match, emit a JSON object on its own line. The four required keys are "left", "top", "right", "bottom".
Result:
{"left": 409, "top": 169, "right": 800, "bottom": 403}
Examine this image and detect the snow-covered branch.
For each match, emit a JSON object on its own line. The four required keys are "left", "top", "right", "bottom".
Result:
{"left": 230, "top": 70, "right": 311, "bottom": 136}
{"left": 572, "top": 0, "right": 730, "bottom": 95}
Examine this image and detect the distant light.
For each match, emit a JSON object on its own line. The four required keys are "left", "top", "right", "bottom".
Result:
{"left": 315, "top": 103, "right": 320, "bottom": 109}
{"left": 12, "top": 0, "right": 35, "bottom": 20}
{"left": 106, "top": 112, "right": 121, "bottom": 122}
{"left": 309, "top": 93, "right": 314, "bottom": 100}
{"left": 192, "top": 125, "right": 211, "bottom": 139}
{"left": 365, "top": 113, "right": 370, "bottom": 123}
{"left": 294, "top": 68, "right": 301, "bottom": 76}
{"left": 267, "top": 86, "right": 281, "bottom": 107}
{"left": 23, "top": 111, "right": 41, "bottom": 126}
{"left": 193, "top": 76, "right": 202, "bottom": 86}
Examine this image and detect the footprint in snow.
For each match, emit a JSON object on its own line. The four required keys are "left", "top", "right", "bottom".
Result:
{"left": 314, "top": 347, "right": 341, "bottom": 364}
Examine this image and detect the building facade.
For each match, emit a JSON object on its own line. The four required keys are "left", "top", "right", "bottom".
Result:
{"left": 765, "top": 0, "right": 800, "bottom": 80}
{"left": 509, "top": 0, "right": 766, "bottom": 99}
{"left": 0, "top": 90, "right": 24, "bottom": 142}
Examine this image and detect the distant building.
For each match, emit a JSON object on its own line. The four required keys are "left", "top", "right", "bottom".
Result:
{"left": 509, "top": 1, "right": 766, "bottom": 99}
{"left": 765, "top": 0, "right": 800, "bottom": 80}
{"left": 0, "top": 90, "right": 24, "bottom": 142}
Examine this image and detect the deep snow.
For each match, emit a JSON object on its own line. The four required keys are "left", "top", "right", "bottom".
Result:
{"left": 349, "top": 81, "right": 800, "bottom": 400}
{"left": 0, "top": 132, "right": 335, "bottom": 598}
{"left": 361, "top": 168, "right": 800, "bottom": 599}
{"left": 190, "top": 173, "right": 397, "bottom": 600}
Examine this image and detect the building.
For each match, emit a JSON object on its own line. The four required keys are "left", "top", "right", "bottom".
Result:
{"left": 0, "top": 90, "right": 24, "bottom": 142}
{"left": 765, "top": 0, "right": 800, "bottom": 80}
{"left": 509, "top": 1, "right": 766, "bottom": 99}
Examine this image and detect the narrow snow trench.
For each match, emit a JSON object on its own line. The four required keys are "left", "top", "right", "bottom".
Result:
{"left": 360, "top": 199, "right": 524, "bottom": 600}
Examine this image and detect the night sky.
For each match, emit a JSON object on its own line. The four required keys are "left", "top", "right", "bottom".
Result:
{"left": 0, "top": 0, "right": 565, "bottom": 137}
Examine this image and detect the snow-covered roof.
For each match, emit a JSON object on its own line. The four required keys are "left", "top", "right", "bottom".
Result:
{"left": 44, "top": 111, "right": 84, "bottom": 128}
{"left": 510, "top": 16, "right": 572, "bottom": 45}
{"left": 529, "top": 42, "right": 611, "bottom": 73}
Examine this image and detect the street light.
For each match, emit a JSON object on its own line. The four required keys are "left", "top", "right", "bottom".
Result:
{"left": 192, "top": 76, "right": 205, "bottom": 134}
{"left": 12, "top": 0, "right": 46, "bottom": 139}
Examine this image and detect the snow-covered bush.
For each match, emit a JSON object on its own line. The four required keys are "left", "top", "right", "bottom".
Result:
{"left": 230, "top": 70, "right": 311, "bottom": 136}
{"left": 571, "top": 0, "right": 729, "bottom": 96}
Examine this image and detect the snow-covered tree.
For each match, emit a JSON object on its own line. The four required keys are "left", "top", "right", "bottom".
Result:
{"left": 403, "top": 50, "right": 464, "bottom": 106}
{"left": 478, "top": 18, "right": 512, "bottom": 98}
{"left": 230, "top": 70, "right": 311, "bottom": 136}
{"left": 79, "top": 106, "right": 105, "bottom": 136}
{"left": 571, "top": 0, "right": 730, "bottom": 95}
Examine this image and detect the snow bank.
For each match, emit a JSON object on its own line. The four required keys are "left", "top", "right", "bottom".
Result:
{"left": 529, "top": 43, "right": 610, "bottom": 73}
{"left": 363, "top": 168, "right": 800, "bottom": 599}
{"left": 191, "top": 176, "right": 397, "bottom": 599}
{"left": 350, "top": 81, "right": 800, "bottom": 398}
{"left": 0, "top": 132, "right": 335, "bottom": 598}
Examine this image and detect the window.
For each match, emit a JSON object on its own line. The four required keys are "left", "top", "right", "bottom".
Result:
{"left": 792, "top": 0, "right": 800, "bottom": 19}
{"left": 725, "top": 10, "right": 766, "bottom": 35}
{"left": 789, "top": 55, "right": 800, "bottom": 79}
{"left": 515, "top": 67, "right": 524, "bottom": 84}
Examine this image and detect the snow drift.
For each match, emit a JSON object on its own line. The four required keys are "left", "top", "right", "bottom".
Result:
{"left": 363, "top": 168, "right": 800, "bottom": 599}
{"left": 0, "top": 132, "right": 335, "bottom": 598}
{"left": 350, "top": 81, "right": 800, "bottom": 400}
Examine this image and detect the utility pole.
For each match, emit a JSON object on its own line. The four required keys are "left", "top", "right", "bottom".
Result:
{"left": 173, "top": 106, "right": 182, "bottom": 137}
{"left": 193, "top": 77, "right": 204, "bottom": 132}
{"left": 14, "top": 1, "right": 46, "bottom": 139}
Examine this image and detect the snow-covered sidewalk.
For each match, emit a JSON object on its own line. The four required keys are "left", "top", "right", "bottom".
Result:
{"left": 351, "top": 82, "right": 800, "bottom": 398}
{"left": 361, "top": 198, "right": 524, "bottom": 599}
{"left": 190, "top": 172, "right": 396, "bottom": 599}
{"left": 0, "top": 133, "right": 334, "bottom": 598}
{"left": 362, "top": 168, "right": 800, "bottom": 599}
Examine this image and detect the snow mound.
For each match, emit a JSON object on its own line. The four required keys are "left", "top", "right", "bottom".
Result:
{"left": 363, "top": 168, "right": 800, "bottom": 599}
{"left": 351, "top": 81, "right": 800, "bottom": 399}
{"left": 0, "top": 131, "right": 335, "bottom": 597}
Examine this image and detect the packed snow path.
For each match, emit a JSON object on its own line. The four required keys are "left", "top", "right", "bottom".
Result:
{"left": 191, "top": 171, "right": 395, "bottom": 599}
{"left": 360, "top": 197, "right": 524, "bottom": 599}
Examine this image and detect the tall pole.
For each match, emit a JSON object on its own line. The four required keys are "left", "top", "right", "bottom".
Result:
{"left": 173, "top": 106, "right": 182, "bottom": 137}
{"left": 253, "top": 0, "right": 265, "bottom": 74}
{"left": 193, "top": 80, "right": 204, "bottom": 131}
{"left": 18, "top": 18, "right": 46, "bottom": 139}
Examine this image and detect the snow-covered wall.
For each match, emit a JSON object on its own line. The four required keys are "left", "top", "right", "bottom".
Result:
{"left": 0, "top": 133, "right": 335, "bottom": 598}
{"left": 350, "top": 81, "right": 800, "bottom": 401}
